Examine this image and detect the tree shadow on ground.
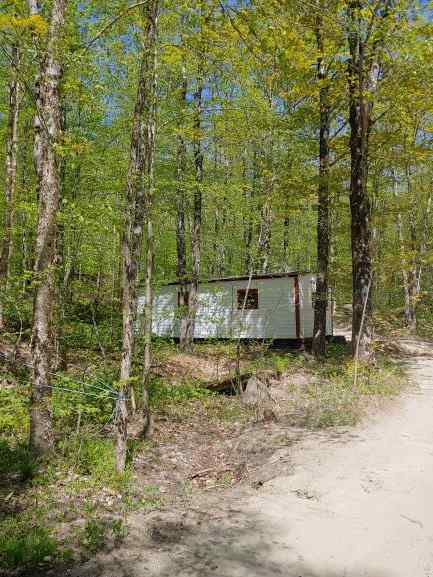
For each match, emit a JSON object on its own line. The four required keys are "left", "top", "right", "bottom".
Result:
{"left": 21, "top": 506, "right": 395, "bottom": 577}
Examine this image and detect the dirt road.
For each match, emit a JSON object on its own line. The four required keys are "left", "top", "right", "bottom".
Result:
{"left": 70, "top": 354, "right": 433, "bottom": 577}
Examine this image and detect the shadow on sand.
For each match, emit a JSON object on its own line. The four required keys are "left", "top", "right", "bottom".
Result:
{"left": 16, "top": 506, "right": 394, "bottom": 577}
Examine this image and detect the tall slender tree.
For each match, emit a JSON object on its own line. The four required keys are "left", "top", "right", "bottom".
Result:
{"left": 0, "top": 44, "right": 21, "bottom": 329}
{"left": 312, "top": 12, "right": 331, "bottom": 357}
{"left": 175, "top": 66, "right": 189, "bottom": 350}
{"left": 29, "top": 0, "right": 68, "bottom": 455}
{"left": 184, "top": 71, "right": 204, "bottom": 349}
{"left": 117, "top": 0, "right": 158, "bottom": 472}
{"left": 346, "top": 0, "right": 391, "bottom": 358}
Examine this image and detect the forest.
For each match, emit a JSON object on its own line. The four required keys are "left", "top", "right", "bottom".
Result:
{"left": 0, "top": 0, "right": 432, "bottom": 572}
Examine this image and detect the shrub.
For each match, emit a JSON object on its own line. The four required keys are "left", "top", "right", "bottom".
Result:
{"left": 0, "top": 440, "right": 37, "bottom": 482}
{"left": 58, "top": 436, "right": 131, "bottom": 488}
{"left": 0, "top": 520, "right": 58, "bottom": 569}
{"left": 83, "top": 519, "right": 107, "bottom": 553}
{"left": 149, "top": 377, "right": 213, "bottom": 408}
{"left": 0, "top": 386, "right": 29, "bottom": 441}
{"left": 53, "top": 371, "right": 116, "bottom": 430}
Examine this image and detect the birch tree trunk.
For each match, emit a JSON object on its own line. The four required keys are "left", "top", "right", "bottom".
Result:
{"left": 312, "top": 16, "right": 330, "bottom": 358}
{"left": 29, "top": 0, "right": 68, "bottom": 455}
{"left": 0, "top": 44, "right": 21, "bottom": 330}
{"left": 117, "top": 0, "right": 158, "bottom": 473}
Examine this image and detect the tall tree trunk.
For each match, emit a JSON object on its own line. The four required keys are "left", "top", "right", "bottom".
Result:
{"left": 18, "top": 118, "right": 34, "bottom": 293}
{"left": 176, "top": 69, "right": 189, "bottom": 350}
{"left": 57, "top": 99, "right": 82, "bottom": 370}
{"left": 117, "top": 0, "right": 158, "bottom": 473}
{"left": 214, "top": 155, "right": 229, "bottom": 276}
{"left": 392, "top": 172, "right": 413, "bottom": 330}
{"left": 258, "top": 94, "right": 274, "bottom": 273}
{"left": 244, "top": 152, "right": 255, "bottom": 273}
{"left": 29, "top": 0, "right": 68, "bottom": 455}
{"left": 141, "top": 2, "right": 158, "bottom": 438}
{"left": 184, "top": 76, "right": 203, "bottom": 350}
{"left": 258, "top": 197, "right": 271, "bottom": 273}
{"left": 312, "top": 16, "right": 330, "bottom": 358}
{"left": 54, "top": 105, "right": 67, "bottom": 371}
{"left": 417, "top": 186, "right": 432, "bottom": 292}
{"left": 347, "top": 0, "right": 380, "bottom": 359}
{"left": 407, "top": 162, "right": 418, "bottom": 330}
{"left": 0, "top": 44, "right": 21, "bottom": 330}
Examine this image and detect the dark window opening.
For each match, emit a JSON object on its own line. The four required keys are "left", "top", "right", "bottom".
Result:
{"left": 237, "top": 288, "right": 259, "bottom": 310}
{"left": 177, "top": 290, "right": 189, "bottom": 307}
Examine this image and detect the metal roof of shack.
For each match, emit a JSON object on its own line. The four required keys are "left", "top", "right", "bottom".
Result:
{"left": 164, "top": 271, "right": 311, "bottom": 286}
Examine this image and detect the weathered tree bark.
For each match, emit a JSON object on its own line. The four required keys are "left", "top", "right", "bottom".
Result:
{"left": 117, "top": 0, "right": 158, "bottom": 473}
{"left": 184, "top": 75, "right": 204, "bottom": 350}
{"left": 312, "top": 16, "right": 330, "bottom": 358}
{"left": 29, "top": 0, "right": 68, "bottom": 455}
{"left": 176, "top": 69, "right": 189, "bottom": 351}
{"left": 0, "top": 44, "right": 21, "bottom": 330}
{"left": 347, "top": 0, "right": 382, "bottom": 359}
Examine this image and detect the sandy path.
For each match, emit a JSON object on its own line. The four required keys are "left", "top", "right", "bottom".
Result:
{"left": 70, "top": 354, "right": 433, "bottom": 577}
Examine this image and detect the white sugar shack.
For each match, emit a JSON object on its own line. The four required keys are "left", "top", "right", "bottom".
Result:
{"left": 138, "top": 272, "right": 333, "bottom": 344}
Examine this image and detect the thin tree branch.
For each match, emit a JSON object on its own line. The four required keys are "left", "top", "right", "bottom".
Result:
{"left": 329, "top": 119, "right": 348, "bottom": 142}
{"left": 82, "top": 1, "right": 149, "bottom": 52}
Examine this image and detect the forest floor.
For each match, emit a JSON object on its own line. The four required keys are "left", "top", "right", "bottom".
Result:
{"left": 0, "top": 334, "right": 423, "bottom": 576}
{"left": 56, "top": 342, "right": 433, "bottom": 577}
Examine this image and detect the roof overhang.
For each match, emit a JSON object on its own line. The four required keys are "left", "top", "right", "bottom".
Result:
{"left": 163, "top": 271, "right": 311, "bottom": 286}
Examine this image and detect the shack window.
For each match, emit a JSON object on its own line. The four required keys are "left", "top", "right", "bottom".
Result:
{"left": 177, "top": 290, "right": 189, "bottom": 307}
{"left": 237, "top": 288, "right": 258, "bottom": 310}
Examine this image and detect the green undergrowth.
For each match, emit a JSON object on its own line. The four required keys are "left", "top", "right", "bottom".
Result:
{"left": 0, "top": 435, "right": 135, "bottom": 570}
{"left": 289, "top": 352, "right": 405, "bottom": 429}
{"left": 0, "top": 518, "right": 63, "bottom": 569}
{"left": 149, "top": 377, "right": 213, "bottom": 407}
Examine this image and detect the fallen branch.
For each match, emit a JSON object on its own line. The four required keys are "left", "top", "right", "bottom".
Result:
{"left": 189, "top": 465, "right": 233, "bottom": 480}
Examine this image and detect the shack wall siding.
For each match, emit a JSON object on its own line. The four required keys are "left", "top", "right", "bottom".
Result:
{"left": 137, "top": 273, "right": 332, "bottom": 340}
